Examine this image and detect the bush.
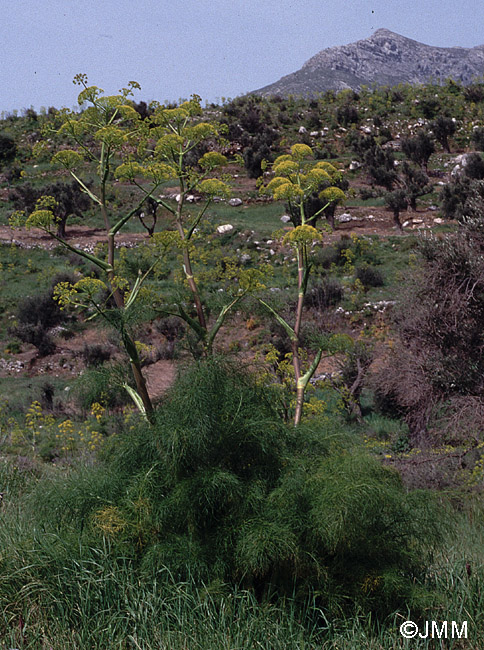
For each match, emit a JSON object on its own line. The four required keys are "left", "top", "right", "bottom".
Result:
{"left": 16, "top": 292, "right": 62, "bottom": 331}
{"left": 373, "top": 222, "right": 484, "bottom": 439}
{"left": 401, "top": 131, "right": 434, "bottom": 171}
{"left": 463, "top": 152, "right": 484, "bottom": 180}
{"left": 12, "top": 288, "right": 67, "bottom": 357}
{"left": 355, "top": 264, "right": 384, "bottom": 288}
{"left": 472, "top": 127, "right": 484, "bottom": 151}
{"left": 0, "top": 133, "right": 16, "bottom": 169}
{"left": 81, "top": 343, "right": 113, "bottom": 367}
{"left": 75, "top": 365, "right": 131, "bottom": 410}
{"left": 336, "top": 104, "right": 359, "bottom": 126}
{"left": 13, "top": 323, "right": 55, "bottom": 356}
{"left": 304, "top": 278, "right": 344, "bottom": 309}
{"left": 13, "top": 359, "right": 444, "bottom": 617}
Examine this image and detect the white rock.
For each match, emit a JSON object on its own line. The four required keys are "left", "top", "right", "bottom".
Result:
{"left": 280, "top": 215, "right": 291, "bottom": 223}
{"left": 402, "top": 220, "right": 411, "bottom": 228}
{"left": 433, "top": 217, "right": 444, "bottom": 224}
{"left": 337, "top": 213, "right": 352, "bottom": 223}
{"left": 349, "top": 160, "right": 361, "bottom": 170}
{"left": 217, "top": 224, "right": 234, "bottom": 234}
{"left": 228, "top": 198, "right": 243, "bottom": 207}
{"left": 298, "top": 126, "right": 307, "bottom": 134}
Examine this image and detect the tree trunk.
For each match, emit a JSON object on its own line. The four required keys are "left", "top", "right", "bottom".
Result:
{"left": 393, "top": 209, "right": 403, "bottom": 231}
{"left": 56, "top": 215, "right": 67, "bottom": 239}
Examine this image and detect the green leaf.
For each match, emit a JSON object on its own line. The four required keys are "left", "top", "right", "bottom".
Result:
{"left": 258, "top": 299, "right": 296, "bottom": 341}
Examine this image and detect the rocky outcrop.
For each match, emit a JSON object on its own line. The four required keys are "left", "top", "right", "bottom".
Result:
{"left": 252, "top": 29, "right": 484, "bottom": 97}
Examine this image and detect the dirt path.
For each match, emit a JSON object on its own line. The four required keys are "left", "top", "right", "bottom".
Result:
{"left": 0, "top": 206, "right": 443, "bottom": 251}
{"left": 0, "top": 225, "right": 149, "bottom": 250}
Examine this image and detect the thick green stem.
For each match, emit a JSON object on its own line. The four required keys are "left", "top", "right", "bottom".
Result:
{"left": 291, "top": 246, "right": 305, "bottom": 387}
{"left": 121, "top": 329, "right": 154, "bottom": 419}
{"left": 175, "top": 184, "right": 207, "bottom": 333}
{"left": 294, "top": 348, "right": 323, "bottom": 426}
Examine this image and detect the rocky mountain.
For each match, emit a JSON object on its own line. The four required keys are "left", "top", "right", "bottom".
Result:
{"left": 252, "top": 29, "right": 484, "bottom": 97}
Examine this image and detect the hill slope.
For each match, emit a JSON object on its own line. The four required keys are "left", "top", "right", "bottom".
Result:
{"left": 253, "top": 29, "right": 484, "bottom": 96}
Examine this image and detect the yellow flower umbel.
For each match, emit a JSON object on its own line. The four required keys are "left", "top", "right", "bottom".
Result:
{"left": 260, "top": 143, "right": 345, "bottom": 230}
{"left": 256, "top": 145, "right": 347, "bottom": 426}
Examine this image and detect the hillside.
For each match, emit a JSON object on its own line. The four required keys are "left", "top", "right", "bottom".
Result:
{"left": 253, "top": 28, "right": 484, "bottom": 96}
{"left": 1, "top": 80, "right": 484, "bottom": 648}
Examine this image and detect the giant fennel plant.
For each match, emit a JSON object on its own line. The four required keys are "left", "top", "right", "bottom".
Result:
{"left": 11, "top": 76, "right": 265, "bottom": 418}
{"left": 260, "top": 144, "right": 346, "bottom": 425}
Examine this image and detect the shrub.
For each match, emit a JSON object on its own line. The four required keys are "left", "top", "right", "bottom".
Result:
{"left": 12, "top": 288, "right": 67, "bottom": 357}
{"left": 472, "top": 127, "right": 484, "bottom": 151}
{"left": 0, "top": 133, "right": 16, "bottom": 169}
{"left": 336, "top": 104, "right": 359, "bottom": 126}
{"left": 9, "top": 180, "right": 91, "bottom": 237}
{"left": 373, "top": 222, "right": 484, "bottom": 440}
{"left": 463, "top": 152, "right": 484, "bottom": 180}
{"left": 74, "top": 365, "right": 131, "bottom": 410}
{"left": 16, "top": 292, "right": 63, "bottom": 331}
{"left": 304, "top": 278, "right": 344, "bottom": 310}
{"left": 430, "top": 116, "right": 456, "bottom": 153}
{"left": 16, "top": 359, "right": 444, "bottom": 617}
{"left": 355, "top": 264, "right": 384, "bottom": 288}
{"left": 401, "top": 131, "right": 434, "bottom": 171}
{"left": 38, "top": 380, "right": 55, "bottom": 411}
{"left": 13, "top": 323, "right": 55, "bottom": 356}
{"left": 81, "top": 343, "right": 113, "bottom": 367}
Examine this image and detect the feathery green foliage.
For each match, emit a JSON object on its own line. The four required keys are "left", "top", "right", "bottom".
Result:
{"left": 0, "top": 360, "right": 444, "bottom": 626}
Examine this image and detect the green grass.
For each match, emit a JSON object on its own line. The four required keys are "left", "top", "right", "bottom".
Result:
{"left": 346, "top": 197, "right": 386, "bottom": 208}
{"left": 206, "top": 200, "right": 289, "bottom": 234}
{"left": 0, "top": 454, "right": 483, "bottom": 649}
{"left": 0, "top": 375, "right": 70, "bottom": 416}
{"left": 0, "top": 243, "right": 71, "bottom": 337}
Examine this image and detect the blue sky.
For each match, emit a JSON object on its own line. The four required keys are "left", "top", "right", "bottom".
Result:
{"left": 2, "top": 0, "right": 484, "bottom": 114}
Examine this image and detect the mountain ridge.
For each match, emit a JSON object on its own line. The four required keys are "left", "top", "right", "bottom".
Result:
{"left": 252, "top": 29, "right": 484, "bottom": 97}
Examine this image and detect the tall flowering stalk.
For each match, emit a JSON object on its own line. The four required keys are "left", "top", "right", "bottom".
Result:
{"left": 11, "top": 78, "right": 232, "bottom": 416}
{"left": 260, "top": 144, "right": 346, "bottom": 425}
{"left": 116, "top": 97, "right": 265, "bottom": 356}
{"left": 12, "top": 77, "right": 160, "bottom": 418}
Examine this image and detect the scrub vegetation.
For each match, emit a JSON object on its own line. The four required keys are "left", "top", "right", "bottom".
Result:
{"left": 1, "top": 77, "right": 484, "bottom": 647}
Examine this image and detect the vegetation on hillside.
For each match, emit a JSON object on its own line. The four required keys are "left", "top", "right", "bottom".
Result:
{"left": 1, "top": 77, "right": 484, "bottom": 647}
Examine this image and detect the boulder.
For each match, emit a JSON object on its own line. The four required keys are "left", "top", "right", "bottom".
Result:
{"left": 217, "top": 224, "right": 234, "bottom": 234}
{"left": 228, "top": 198, "right": 243, "bottom": 207}
{"left": 337, "top": 212, "right": 352, "bottom": 223}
